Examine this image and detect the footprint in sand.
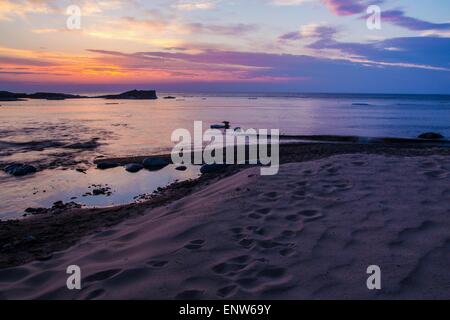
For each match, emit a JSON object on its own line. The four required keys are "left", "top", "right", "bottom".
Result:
{"left": 216, "top": 285, "right": 238, "bottom": 298}
{"left": 184, "top": 240, "right": 206, "bottom": 250}
{"left": 230, "top": 226, "right": 246, "bottom": 238}
{"left": 147, "top": 260, "right": 168, "bottom": 268}
{"left": 212, "top": 255, "right": 251, "bottom": 275}
{"left": 238, "top": 238, "right": 255, "bottom": 249}
{"left": 253, "top": 227, "right": 267, "bottom": 236}
{"left": 255, "top": 208, "right": 271, "bottom": 215}
{"left": 260, "top": 192, "right": 280, "bottom": 202}
{"left": 230, "top": 227, "right": 244, "bottom": 234}
{"left": 236, "top": 277, "right": 259, "bottom": 289}
{"left": 298, "top": 209, "right": 324, "bottom": 221}
{"left": 423, "top": 170, "right": 449, "bottom": 179}
{"left": 85, "top": 288, "right": 105, "bottom": 300}
{"left": 326, "top": 167, "right": 340, "bottom": 175}
{"left": 279, "top": 248, "right": 296, "bottom": 257}
{"left": 286, "top": 210, "right": 323, "bottom": 222}
{"left": 332, "top": 180, "right": 353, "bottom": 190}
{"left": 321, "top": 163, "right": 333, "bottom": 169}
{"left": 419, "top": 160, "right": 438, "bottom": 169}
{"left": 257, "top": 239, "right": 283, "bottom": 249}
{"left": 84, "top": 269, "right": 122, "bottom": 283}
{"left": 257, "top": 267, "right": 286, "bottom": 279}
{"left": 285, "top": 214, "right": 302, "bottom": 222}
{"left": 248, "top": 213, "right": 262, "bottom": 220}
{"left": 280, "top": 230, "right": 297, "bottom": 238}
{"left": 293, "top": 190, "right": 306, "bottom": 196}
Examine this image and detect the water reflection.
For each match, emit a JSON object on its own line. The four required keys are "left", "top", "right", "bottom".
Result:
{"left": 0, "top": 164, "right": 200, "bottom": 220}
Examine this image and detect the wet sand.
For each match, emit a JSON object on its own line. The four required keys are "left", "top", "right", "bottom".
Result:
{"left": 1, "top": 142, "right": 450, "bottom": 299}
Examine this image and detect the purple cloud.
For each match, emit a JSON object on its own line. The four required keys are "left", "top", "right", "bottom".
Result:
{"left": 83, "top": 45, "right": 450, "bottom": 92}
{"left": 280, "top": 25, "right": 338, "bottom": 42}
{"left": 309, "top": 35, "right": 450, "bottom": 69}
{"left": 381, "top": 10, "right": 450, "bottom": 31}
{"left": 187, "top": 23, "right": 258, "bottom": 35}
{"left": 322, "top": 0, "right": 381, "bottom": 15}
{"left": 323, "top": 0, "right": 450, "bottom": 31}
{"left": 0, "top": 56, "right": 57, "bottom": 67}
{"left": 279, "top": 31, "right": 302, "bottom": 41}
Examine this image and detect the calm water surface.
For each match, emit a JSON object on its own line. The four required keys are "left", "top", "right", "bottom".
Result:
{"left": 1, "top": 93, "right": 449, "bottom": 218}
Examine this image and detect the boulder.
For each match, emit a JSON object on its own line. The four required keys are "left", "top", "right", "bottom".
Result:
{"left": 52, "top": 201, "right": 64, "bottom": 209}
{"left": 4, "top": 163, "right": 37, "bottom": 176}
{"left": 125, "top": 163, "right": 144, "bottom": 173}
{"left": 200, "top": 163, "right": 226, "bottom": 174}
{"left": 25, "top": 207, "right": 47, "bottom": 215}
{"left": 142, "top": 157, "right": 170, "bottom": 170}
{"left": 211, "top": 121, "right": 231, "bottom": 130}
{"left": 418, "top": 132, "right": 444, "bottom": 140}
{"left": 97, "top": 161, "right": 118, "bottom": 170}
{"left": 211, "top": 124, "right": 226, "bottom": 129}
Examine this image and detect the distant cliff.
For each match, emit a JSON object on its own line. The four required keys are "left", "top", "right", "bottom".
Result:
{"left": 0, "top": 89, "right": 158, "bottom": 101}
{"left": 0, "top": 91, "right": 87, "bottom": 101}
{"left": 96, "top": 90, "right": 158, "bottom": 100}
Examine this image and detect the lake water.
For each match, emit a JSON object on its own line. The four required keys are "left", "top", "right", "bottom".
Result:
{"left": 1, "top": 92, "right": 449, "bottom": 219}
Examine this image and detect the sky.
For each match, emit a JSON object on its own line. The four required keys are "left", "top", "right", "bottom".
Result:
{"left": 0, "top": 0, "right": 449, "bottom": 94}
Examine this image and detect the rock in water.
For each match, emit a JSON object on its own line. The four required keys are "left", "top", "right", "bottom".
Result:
{"left": 4, "top": 164, "right": 37, "bottom": 176}
{"left": 143, "top": 157, "right": 170, "bottom": 170}
{"left": 125, "top": 163, "right": 144, "bottom": 173}
{"left": 211, "top": 121, "right": 231, "bottom": 130}
{"left": 200, "top": 163, "right": 226, "bottom": 174}
{"left": 418, "top": 132, "right": 444, "bottom": 140}
{"left": 211, "top": 124, "right": 226, "bottom": 129}
{"left": 97, "top": 161, "right": 119, "bottom": 170}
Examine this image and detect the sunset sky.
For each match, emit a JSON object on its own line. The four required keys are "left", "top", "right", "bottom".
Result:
{"left": 0, "top": 0, "right": 449, "bottom": 93}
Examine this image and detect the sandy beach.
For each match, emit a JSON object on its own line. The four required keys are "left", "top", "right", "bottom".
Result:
{"left": 1, "top": 0, "right": 450, "bottom": 305}
{"left": 1, "top": 146, "right": 449, "bottom": 299}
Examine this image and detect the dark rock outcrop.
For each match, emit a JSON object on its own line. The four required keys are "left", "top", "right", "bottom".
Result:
{"left": 418, "top": 132, "right": 444, "bottom": 140}
{"left": 125, "top": 163, "right": 144, "bottom": 173}
{"left": 1, "top": 90, "right": 159, "bottom": 101}
{"left": 0, "top": 91, "right": 86, "bottom": 101}
{"left": 4, "top": 163, "right": 37, "bottom": 176}
{"left": 27, "top": 92, "right": 86, "bottom": 100}
{"left": 0, "top": 91, "right": 27, "bottom": 101}
{"left": 142, "top": 157, "right": 170, "bottom": 170}
{"left": 98, "top": 90, "right": 158, "bottom": 100}
{"left": 24, "top": 207, "right": 47, "bottom": 215}
{"left": 210, "top": 121, "right": 231, "bottom": 130}
{"left": 97, "top": 161, "right": 119, "bottom": 170}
